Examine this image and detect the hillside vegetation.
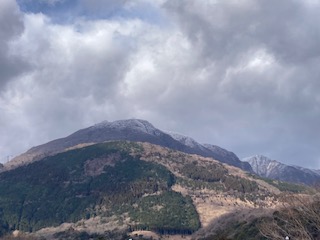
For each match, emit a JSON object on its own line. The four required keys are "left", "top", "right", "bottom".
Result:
{"left": 0, "top": 141, "right": 312, "bottom": 239}
{"left": 0, "top": 142, "right": 199, "bottom": 237}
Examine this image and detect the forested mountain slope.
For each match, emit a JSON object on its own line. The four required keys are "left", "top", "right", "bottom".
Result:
{"left": 0, "top": 141, "right": 310, "bottom": 239}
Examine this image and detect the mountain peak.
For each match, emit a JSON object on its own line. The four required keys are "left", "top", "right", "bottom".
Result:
{"left": 93, "top": 119, "right": 159, "bottom": 135}
{"left": 243, "top": 154, "right": 272, "bottom": 163}
{"left": 244, "top": 155, "right": 320, "bottom": 185}
{"left": 243, "top": 155, "right": 283, "bottom": 177}
{"left": 4, "top": 118, "right": 252, "bottom": 172}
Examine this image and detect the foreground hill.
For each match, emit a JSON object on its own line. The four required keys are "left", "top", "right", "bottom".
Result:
{"left": 0, "top": 142, "right": 198, "bottom": 237}
{"left": 244, "top": 155, "right": 320, "bottom": 186}
{"left": 4, "top": 119, "right": 252, "bottom": 172}
{"left": 0, "top": 141, "right": 311, "bottom": 239}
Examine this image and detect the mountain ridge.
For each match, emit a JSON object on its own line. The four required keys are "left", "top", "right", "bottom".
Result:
{"left": 4, "top": 119, "right": 252, "bottom": 172}
{"left": 244, "top": 154, "right": 320, "bottom": 185}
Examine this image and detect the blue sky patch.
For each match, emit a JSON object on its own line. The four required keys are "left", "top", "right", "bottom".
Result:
{"left": 16, "top": 0, "right": 166, "bottom": 25}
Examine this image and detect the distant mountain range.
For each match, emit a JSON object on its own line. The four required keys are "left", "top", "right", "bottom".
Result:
{"left": 244, "top": 155, "right": 320, "bottom": 186}
{"left": 4, "top": 119, "right": 252, "bottom": 172}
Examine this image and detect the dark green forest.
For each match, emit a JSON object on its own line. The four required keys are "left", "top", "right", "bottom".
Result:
{"left": 0, "top": 142, "right": 200, "bottom": 236}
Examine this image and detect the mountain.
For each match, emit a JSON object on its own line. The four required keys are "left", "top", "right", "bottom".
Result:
{"left": 165, "top": 131, "right": 252, "bottom": 172}
{"left": 4, "top": 119, "right": 252, "bottom": 172}
{"left": 0, "top": 141, "right": 306, "bottom": 239}
{"left": 0, "top": 121, "right": 318, "bottom": 239}
{"left": 164, "top": 131, "right": 207, "bottom": 150}
{"left": 244, "top": 155, "right": 320, "bottom": 186}
{"left": 203, "top": 143, "right": 251, "bottom": 172}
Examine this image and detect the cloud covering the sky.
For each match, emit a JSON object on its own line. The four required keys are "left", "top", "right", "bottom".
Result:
{"left": 1, "top": 0, "right": 320, "bottom": 168}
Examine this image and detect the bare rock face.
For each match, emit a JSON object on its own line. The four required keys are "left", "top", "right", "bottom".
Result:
{"left": 5, "top": 119, "right": 252, "bottom": 172}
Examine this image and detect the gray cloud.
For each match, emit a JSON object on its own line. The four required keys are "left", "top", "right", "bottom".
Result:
{"left": 0, "top": 0, "right": 28, "bottom": 91}
{"left": 158, "top": 0, "right": 320, "bottom": 168}
{"left": 79, "top": 0, "right": 127, "bottom": 16}
{"left": 1, "top": 0, "right": 320, "bottom": 169}
{"left": 0, "top": 14, "right": 138, "bottom": 150}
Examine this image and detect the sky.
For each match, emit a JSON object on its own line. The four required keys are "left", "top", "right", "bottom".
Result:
{"left": 1, "top": 0, "right": 320, "bottom": 169}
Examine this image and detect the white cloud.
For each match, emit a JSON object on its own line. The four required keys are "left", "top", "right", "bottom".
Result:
{"left": 1, "top": 0, "right": 320, "bottom": 169}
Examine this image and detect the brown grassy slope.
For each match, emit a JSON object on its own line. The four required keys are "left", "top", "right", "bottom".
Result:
{"left": 138, "top": 143, "right": 281, "bottom": 228}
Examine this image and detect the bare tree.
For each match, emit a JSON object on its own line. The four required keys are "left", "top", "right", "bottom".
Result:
{"left": 259, "top": 193, "right": 320, "bottom": 240}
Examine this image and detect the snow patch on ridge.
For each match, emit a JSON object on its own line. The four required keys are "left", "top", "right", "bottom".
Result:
{"left": 243, "top": 155, "right": 286, "bottom": 177}
{"left": 164, "top": 131, "right": 202, "bottom": 148}
{"left": 93, "top": 119, "right": 161, "bottom": 136}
